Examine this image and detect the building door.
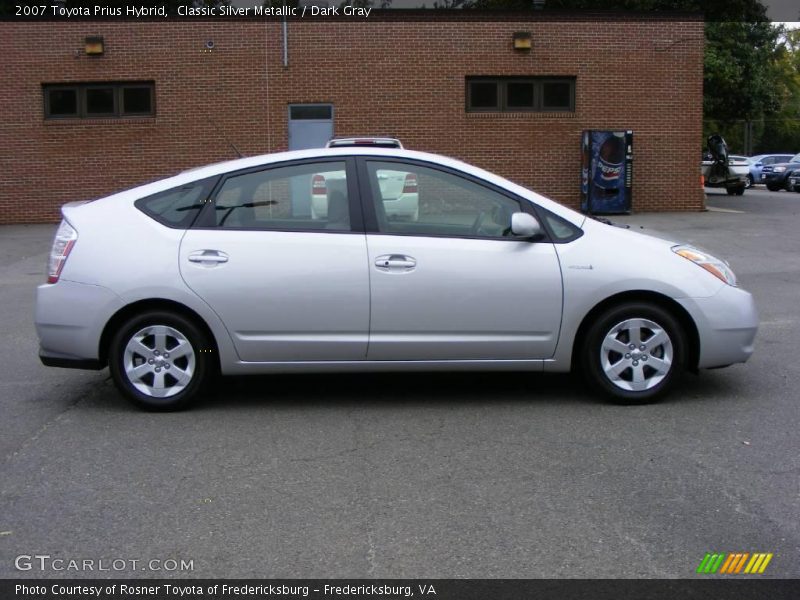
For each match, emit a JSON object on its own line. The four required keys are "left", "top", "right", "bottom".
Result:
{"left": 288, "top": 104, "right": 334, "bottom": 217}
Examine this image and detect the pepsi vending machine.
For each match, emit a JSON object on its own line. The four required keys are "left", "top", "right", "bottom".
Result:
{"left": 581, "top": 130, "right": 633, "bottom": 214}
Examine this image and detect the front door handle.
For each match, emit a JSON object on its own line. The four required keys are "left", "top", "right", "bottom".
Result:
{"left": 188, "top": 250, "right": 229, "bottom": 265}
{"left": 375, "top": 254, "right": 416, "bottom": 272}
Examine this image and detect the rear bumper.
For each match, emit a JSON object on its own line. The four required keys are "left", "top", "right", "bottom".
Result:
{"left": 383, "top": 194, "right": 418, "bottom": 218}
{"left": 677, "top": 285, "right": 758, "bottom": 369}
{"left": 36, "top": 279, "right": 123, "bottom": 366}
{"left": 40, "top": 352, "right": 104, "bottom": 370}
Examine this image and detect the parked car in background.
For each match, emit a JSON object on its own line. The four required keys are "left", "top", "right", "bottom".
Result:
{"left": 746, "top": 154, "right": 795, "bottom": 188}
{"left": 762, "top": 153, "right": 800, "bottom": 191}
{"left": 36, "top": 140, "right": 758, "bottom": 410}
{"left": 311, "top": 138, "right": 419, "bottom": 221}
{"left": 311, "top": 168, "right": 419, "bottom": 222}
{"left": 789, "top": 172, "right": 800, "bottom": 193}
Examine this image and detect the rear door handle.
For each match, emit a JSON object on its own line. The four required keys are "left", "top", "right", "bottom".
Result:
{"left": 375, "top": 254, "right": 416, "bottom": 272}
{"left": 188, "top": 250, "right": 229, "bottom": 265}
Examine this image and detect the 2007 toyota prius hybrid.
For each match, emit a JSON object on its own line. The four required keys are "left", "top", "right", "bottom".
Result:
{"left": 35, "top": 138, "right": 758, "bottom": 410}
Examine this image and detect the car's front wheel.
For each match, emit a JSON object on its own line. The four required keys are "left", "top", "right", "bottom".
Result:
{"left": 109, "top": 311, "right": 211, "bottom": 411}
{"left": 745, "top": 174, "right": 753, "bottom": 188}
{"left": 581, "top": 303, "right": 687, "bottom": 404}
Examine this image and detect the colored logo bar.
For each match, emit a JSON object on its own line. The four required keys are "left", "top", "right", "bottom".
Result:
{"left": 696, "top": 553, "right": 773, "bottom": 574}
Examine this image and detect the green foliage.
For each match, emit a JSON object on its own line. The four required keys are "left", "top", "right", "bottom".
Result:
{"left": 703, "top": 21, "right": 781, "bottom": 121}
{"left": 758, "top": 29, "right": 800, "bottom": 152}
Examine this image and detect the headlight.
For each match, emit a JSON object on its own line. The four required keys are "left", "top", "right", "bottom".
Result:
{"left": 672, "top": 245, "right": 737, "bottom": 286}
{"left": 773, "top": 166, "right": 786, "bottom": 172}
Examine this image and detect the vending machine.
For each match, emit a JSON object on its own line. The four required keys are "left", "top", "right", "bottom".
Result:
{"left": 581, "top": 130, "right": 633, "bottom": 214}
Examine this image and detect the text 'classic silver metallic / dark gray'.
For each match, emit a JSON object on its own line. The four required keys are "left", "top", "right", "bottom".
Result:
{"left": 35, "top": 143, "right": 758, "bottom": 410}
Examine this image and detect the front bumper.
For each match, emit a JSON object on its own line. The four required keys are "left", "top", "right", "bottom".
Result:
{"left": 763, "top": 173, "right": 789, "bottom": 187}
{"left": 677, "top": 284, "right": 758, "bottom": 369}
{"left": 36, "top": 279, "right": 123, "bottom": 367}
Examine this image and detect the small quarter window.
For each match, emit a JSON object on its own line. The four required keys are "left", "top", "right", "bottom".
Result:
{"left": 540, "top": 209, "right": 583, "bottom": 242}
{"left": 135, "top": 178, "right": 217, "bottom": 229}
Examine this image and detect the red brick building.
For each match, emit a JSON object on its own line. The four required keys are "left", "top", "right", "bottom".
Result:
{"left": 0, "top": 15, "right": 704, "bottom": 224}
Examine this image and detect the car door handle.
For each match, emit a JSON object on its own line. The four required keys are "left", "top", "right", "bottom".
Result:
{"left": 188, "top": 250, "right": 229, "bottom": 265}
{"left": 375, "top": 254, "right": 416, "bottom": 272}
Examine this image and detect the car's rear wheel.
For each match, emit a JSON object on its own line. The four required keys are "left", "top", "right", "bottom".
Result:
{"left": 745, "top": 174, "right": 753, "bottom": 188}
{"left": 109, "top": 311, "right": 211, "bottom": 411}
{"left": 581, "top": 303, "right": 686, "bottom": 404}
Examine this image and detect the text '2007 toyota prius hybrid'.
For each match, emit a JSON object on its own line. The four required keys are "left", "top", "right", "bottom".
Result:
{"left": 35, "top": 138, "right": 758, "bottom": 410}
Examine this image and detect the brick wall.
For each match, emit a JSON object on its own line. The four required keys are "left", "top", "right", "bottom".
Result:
{"left": 0, "top": 16, "right": 704, "bottom": 224}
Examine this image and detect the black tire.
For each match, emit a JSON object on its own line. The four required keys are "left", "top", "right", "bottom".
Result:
{"left": 108, "top": 310, "right": 212, "bottom": 411}
{"left": 766, "top": 183, "right": 781, "bottom": 192}
{"left": 581, "top": 302, "right": 687, "bottom": 405}
{"left": 734, "top": 186, "right": 745, "bottom": 196}
{"left": 726, "top": 187, "right": 736, "bottom": 195}
{"left": 745, "top": 174, "right": 753, "bottom": 189}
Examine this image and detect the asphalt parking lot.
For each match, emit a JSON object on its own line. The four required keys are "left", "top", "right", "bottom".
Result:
{"left": 1, "top": 186, "right": 798, "bottom": 579}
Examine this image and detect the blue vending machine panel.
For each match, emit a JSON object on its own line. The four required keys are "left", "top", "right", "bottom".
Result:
{"left": 581, "top": 130, "right": 633, "bottom": 214}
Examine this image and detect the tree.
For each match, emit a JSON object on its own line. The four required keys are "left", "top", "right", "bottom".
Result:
{"left": 754, "top": 28, "right": 800, "bottom": 152}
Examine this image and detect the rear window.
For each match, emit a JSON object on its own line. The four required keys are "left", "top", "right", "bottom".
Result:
{"left": 135, "top": 178, "right": 217, "bottom": 229}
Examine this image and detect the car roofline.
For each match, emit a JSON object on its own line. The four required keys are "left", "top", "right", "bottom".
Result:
{"left": 96, "top": 147, "right": 587, "bottom": 227}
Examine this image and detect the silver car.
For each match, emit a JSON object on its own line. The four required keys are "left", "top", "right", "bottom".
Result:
{"left": 36, "top": 142, "right": 758, "bottom": 410}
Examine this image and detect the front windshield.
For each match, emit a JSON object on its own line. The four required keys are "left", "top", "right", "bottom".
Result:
{"left": 791, "top": 153, "right": 800, "bottom": 163}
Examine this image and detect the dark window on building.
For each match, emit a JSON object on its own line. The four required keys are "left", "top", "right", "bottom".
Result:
{"left": 467, "top": 81, "right": 499, "bottom": 110}
{"left": 43, "top": 82, "right": 155, "bottom": 119}
{"left": 541, "top": 80, "right": 573, "bottom": 111}
{"left": 45, "top": 88, "right": 78, "bottom": 117}
{"left": 289, "top": 105, "right": 333, "bottom": 120}
{"left": 466, "top": 77, "right": 575, "bottom": 112}
{"left": 506, "top": 82, "right": 535, "bottom": 110}
{"left": 85, "top": 87, "right": 115, "bottom": 116}
{"left": 122, "top": 86, "right": 154, "bottom": 115}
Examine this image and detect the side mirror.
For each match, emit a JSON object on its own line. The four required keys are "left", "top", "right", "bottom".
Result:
{"left": 510, "top": 212, "right": 543, "bottom": 239}
{"left": 755, "top": 162, "right": 762, "bottom": 167}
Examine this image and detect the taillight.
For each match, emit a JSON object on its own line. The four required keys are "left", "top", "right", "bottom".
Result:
{"left": 47, "top": 220, "right": 77, "bottom": 284}
{"left": 402, "top": 173, "right": 418, "bottom": 194}
{"left": 311, "top": 174, "right": 327, "bottom": 195}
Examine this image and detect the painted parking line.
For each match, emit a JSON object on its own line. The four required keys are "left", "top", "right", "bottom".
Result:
{"left": 706, "top": 206, "right": 745, "bottom": 213}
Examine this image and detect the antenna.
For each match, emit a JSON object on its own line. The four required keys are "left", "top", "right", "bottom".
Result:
{"left": 209, "top": 116, "right": 243, "bottom": 159}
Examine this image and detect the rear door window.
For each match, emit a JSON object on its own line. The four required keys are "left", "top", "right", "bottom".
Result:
{"left": 211, "top": 161, "right": 351, "bottom": 231}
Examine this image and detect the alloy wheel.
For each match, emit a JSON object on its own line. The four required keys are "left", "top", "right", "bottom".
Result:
{"left": 122, "top": 325, "right": 196, "bottom": 398}
{"left": 599, "top": 318, "right": 673, "bottom": 392}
